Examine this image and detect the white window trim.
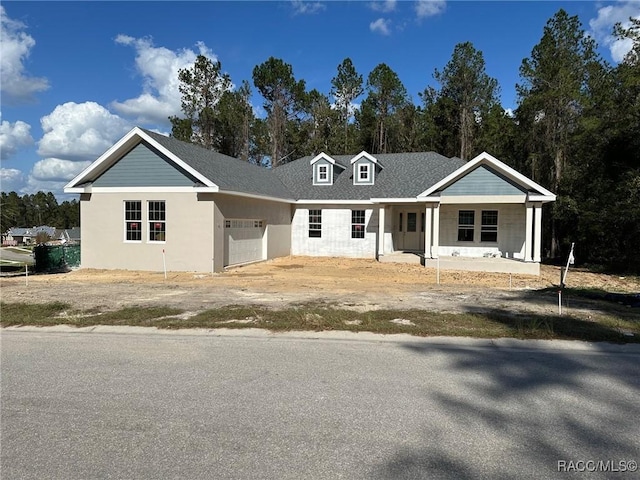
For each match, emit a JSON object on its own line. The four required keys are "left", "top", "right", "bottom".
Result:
{"left": 314, "top": 163, "right": 333, "bottom": 186}
{"left": 123, "top": 200, "right": 142, "bottom": 243}
{"left": 351, "top": 210, "right": 366, "bottom": 239}
{"left": 308, "top": 209, "right": 322, "bottom": 237}
{"left": 354, "top": 162, "right": 374, "bottom": 185}
{"left": 457, "top": 210, "right": 475, "bottom": 242}
{"left": 480, "top": 210, "right": 499, "bottom": 243}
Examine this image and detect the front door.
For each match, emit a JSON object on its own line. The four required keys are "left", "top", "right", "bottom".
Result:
{"left": 396, "top": 210, "right": 421, "bottom": 251}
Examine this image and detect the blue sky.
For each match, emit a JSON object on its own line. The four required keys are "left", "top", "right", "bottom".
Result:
{"left": 1, "top": 1, "right": 639, "bottom": 199}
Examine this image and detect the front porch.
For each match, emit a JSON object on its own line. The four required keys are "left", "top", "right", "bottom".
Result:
{"left": 378, "top": 251, "right": 540, "bottom": 275}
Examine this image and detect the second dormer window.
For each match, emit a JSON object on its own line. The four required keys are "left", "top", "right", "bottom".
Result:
{"left": 359, "top": 164, "right": 369, "bottom": 181}
{"left": 319, "top": 165, "right": 328, "bottom": 181}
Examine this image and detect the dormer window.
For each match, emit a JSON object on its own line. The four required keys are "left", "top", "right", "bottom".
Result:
{"left": 358, "top": 164, "right": 370, "bottom": 182}
{"left": 311, "top": 152, "right": 340, "bottom": 186}
{"left": 351, "top": 151, "right": 380, "bottom": 186}
{"left": 318, "top": 165, "right": 328, "bottom": 181}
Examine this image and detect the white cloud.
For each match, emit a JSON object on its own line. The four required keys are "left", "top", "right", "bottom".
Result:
{"left": 0, "top": 6, "right": 49, "bottom": 105}
{"left": 589, "top": 1, "right": 640, "bottom": 63}
{"left": 291, "top": 1, "right": 326, "bottom": 15}
{"left": 370, "top": 18, "right": 392, "bottom": 36}
{"left": 38, "top": 102, "right": 131, "bottom": 161}
{"left": 0, "top": 167, "right": 26, "bottom": 192}
{"left": 31, "top": 158, "right": 91, "bottom": 182}
{"left": 415, "top": 0, "right": 446, "bottom": 20}
{"left": 369, "top": 1, "right": 397, "bottom": 13}
{"left": 111, "top": 35, "right": 218, "bottom": 126}
{"left": 0, "top": 119, "right": 34, "bottom": 161}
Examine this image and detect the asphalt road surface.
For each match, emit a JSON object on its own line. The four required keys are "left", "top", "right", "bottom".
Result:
{"left": 2, "top": 329, "right": 639, "bottom": 479}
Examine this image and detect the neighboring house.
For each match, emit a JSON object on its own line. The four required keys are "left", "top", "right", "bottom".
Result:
{"left": 3, "top": 226, "right": 57, "bottom": 246}
{"left": 58, "top": 227, "right": 81, "bottom": 244}
{"left": 64, "top": 127, "right": 555, "bottom": 275}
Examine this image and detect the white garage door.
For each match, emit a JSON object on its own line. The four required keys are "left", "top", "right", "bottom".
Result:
{"left": 225, "top": 219, "right": 265, "bottom": 266}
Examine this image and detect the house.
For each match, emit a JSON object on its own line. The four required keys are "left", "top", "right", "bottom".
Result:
{"left": 64, "top": 127, "right": 555, "bottom": 275}
{"left": 3, "top": 226, "right": 58, "bottom": 246}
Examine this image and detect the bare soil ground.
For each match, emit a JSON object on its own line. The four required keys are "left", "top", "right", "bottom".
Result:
{"left": 2, "top": 256, "right": 639, "bottom": 320}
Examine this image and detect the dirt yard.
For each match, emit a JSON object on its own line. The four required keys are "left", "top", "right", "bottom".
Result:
{"left": 1, "top": 256, "right": 639, "bottom": 318}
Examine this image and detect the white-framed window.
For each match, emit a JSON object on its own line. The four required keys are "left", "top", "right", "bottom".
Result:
{"left": 458, "top": 210, "right": 475, "bottom": 242}
{"left": 481, "top": 210, "right": 498, "bottom": 242}
{"left": 309, "top": 209, "right": 322, "bottom": 238}
{"left": 358, "top": 164, "right": 369, "bottom": 181}
{"left": 314, "top": 163, "right": 332, "bottom": 185}
{"left": 352, "top": 210, "right": 365, "bottom": 239}
{"left": 148, "top": 200, "right": 166, "bottom": 242}
{"left": 225, "top": 219, "right": 264, "bottom": 228}
{"left": 124, "top": 201, "right": 142, "bottom": 242}
{"left": 319, "top": 165, "right": 328, "bottom": 181}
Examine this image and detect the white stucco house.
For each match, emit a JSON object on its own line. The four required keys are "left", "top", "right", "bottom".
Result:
{"left": 64, "top": 127, "right": 555, "bottom": 275}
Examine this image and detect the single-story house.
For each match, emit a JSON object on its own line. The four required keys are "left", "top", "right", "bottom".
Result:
{"left": 3, "top": 226, "right": 58, "bottom": 246}
{"left": 64, "top": 127, "right": 555, "bottom": 275}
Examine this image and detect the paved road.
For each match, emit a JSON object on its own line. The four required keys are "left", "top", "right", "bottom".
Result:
{"left": 0, "top": 247, "right": 34, "bottom": 265}
{"left": 2, "top": 329, "right": 639, "bottom": 479}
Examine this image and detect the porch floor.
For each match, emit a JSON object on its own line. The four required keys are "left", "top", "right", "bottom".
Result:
{"left": 380, "top": 252, "right": 540, "bottom": 275}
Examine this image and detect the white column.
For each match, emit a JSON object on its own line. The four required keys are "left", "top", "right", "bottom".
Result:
{"left": 533, "top": 203, "right": 542, "bottom": 262}
{"left": 432, "top": 204, "right": 440, "bottom": 258}
{"left": 378, "top": 205, "right": 385, "bottom": 257}
{"left": 525, "top": 202, "right": 533, "bottom": 262}
{"left": 424, "top": 204, "right": 432, "bottom": 258}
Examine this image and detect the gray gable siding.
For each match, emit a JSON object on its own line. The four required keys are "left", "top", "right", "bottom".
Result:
{"left": 353, "top": 158, "right": 374, "bottom": 185}
{"left": 441, "top": 165, "right": 526, "bottom": 196}
{"left": 92, "top": 142, "right": 199, "bottom": 187}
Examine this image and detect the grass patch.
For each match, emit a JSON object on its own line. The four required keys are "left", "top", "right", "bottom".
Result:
{"left": 1, "top": 302, "right": 638, "bottom": 343}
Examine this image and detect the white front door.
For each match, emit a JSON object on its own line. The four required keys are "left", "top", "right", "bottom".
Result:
{"left": 396, "top": 210, "right": 421, "bottom": 251}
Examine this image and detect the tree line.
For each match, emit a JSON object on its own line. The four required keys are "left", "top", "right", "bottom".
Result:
{"left": 0, "top": 191, "right": 80, "bottom": 234}
{"left": 169, "top": 9, "right": 639, "bottom": 272}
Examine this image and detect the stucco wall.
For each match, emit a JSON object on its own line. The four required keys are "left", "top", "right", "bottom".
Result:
{"left": 438, "top": 203, "right": 526, "bottom": 259}
{"left": 292, "top": 205, "right": 377, "bottom": 258}
{"left": 80, "top": 192, "right": 214, "bottom": 272}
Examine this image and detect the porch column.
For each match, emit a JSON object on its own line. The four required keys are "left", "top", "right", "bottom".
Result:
{"left": 424, "top": 204, "right": 432, "bottom": 258}
{"left": 525, "top": 202, "right": 533, "bottom": 262}
{"left": 533, "top": 203, "right": 542, "bottom": 262}
{"left": 378, "top": 205, "right": 385, "bottom": 258}
{"left": 432, "top": 204, "right": 440, "bottom": 258}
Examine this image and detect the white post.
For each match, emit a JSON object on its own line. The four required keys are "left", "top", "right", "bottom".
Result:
{"left": 212, "top": 258, "right": 215, "bottom": 276}
{"left": 162, "top": 248, "right": 167, "bottom": 279}
{"left": 533, "top": 203, "right": 542, "bottom": 262}
{"left": 378, "top": 205, "right": 385, "bottom": 257}
{"left": 558, "top": 289, "right": 562, "bottom": 316}
{"left": 432, "top": 204, "right": 440, "bottom": 259}
{"left": 25, "top": 263, "right": 28, "bottom": 287}
{"left": 525, "top": 203, "right": 533, "bottom": 262}
{"left": 424, "top": 205, "right": 432, "bottom": 259}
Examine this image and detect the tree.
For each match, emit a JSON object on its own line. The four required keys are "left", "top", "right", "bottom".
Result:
{"left": 517, "top": 9, "right": 600, "bottom": 257}
{"left": 433, "top": 42, "right": 499, "bottom": 160}
{"left": 253, "top": 57, "right": 306, "bottom": 166}
{"left": 330, "top": 58, "right": 364, "bottom": 153}
{"left": 358, "top": 63, "right": 409, "bottom": 153}
{"left": 213, "top": 80, "right": 254, "bottom": 160}
{"left": 170, "top": 55, "right": 231, "bottom": 150}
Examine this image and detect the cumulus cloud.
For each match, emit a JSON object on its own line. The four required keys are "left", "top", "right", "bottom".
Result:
{"left": 0, "top": 6, "right": 49, "bottom": 105}
{"left": 31, "top": 158, "right": 91, "bottom": 182}
{"left": 589, "top": 1, "right": 640, "bottom": 63}
{"left": 111, "top": 35, "right": 220, "bottom": 125}
{"left": 370, "top": 18, "right": 392, "bottom": 36}
{"left": 38, "top": 102, "right": 131, "bottom": 161}
{"left": 369, "top": 1, "right": 397, "bottom": 13}
{"left": 0, "top": 167, "right": 26, "bottom": 192}
{"left": 415, "top": 0, "right": 446, "bottom": 20}
{"left": 291, "top": 1, "right": 326, "bottom": 15}
{"left": 0, "top": 119, "right": 34, "bottom": 161}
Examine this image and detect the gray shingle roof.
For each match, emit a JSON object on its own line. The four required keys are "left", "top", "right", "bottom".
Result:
{"left": 273, "top": 152, "right": 466, "bottom": 200}
{"left": 142, "top": 129, "right": 294, "bottom": 200}
{"left": 142, "top": 130, "right": 465, "bottom": 201}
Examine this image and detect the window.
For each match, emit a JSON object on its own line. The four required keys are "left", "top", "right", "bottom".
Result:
{"left": 358, "top": 164, "right": 369, "bottom": 181}
{"left": 481, "top": 210, "right": 498, "bottom": 242}
{"left": 421, "top": 212, "right": 425, "bottom": 233}
{"left": 318, "top": 165, "right": 328, "bottom": 181}
{"left": 458, "top": 210, "right": 475, "bottom": 242}
{"left": 309, "top": 209, "right": 322, "bottom": 237}
{"left": 125, "top": 201, "right": 142, "bottom": 242}
{"left": 148, "top": 201, "right": 166, "bottom": 242}
{"left": 399, "top": 213, "right": 403, "bottom": 232}
{"left": 352, "top": 210, "right": 365, "bottom": 239}
{"left": 407, "top": 212, "right": 417, "bottom": 232}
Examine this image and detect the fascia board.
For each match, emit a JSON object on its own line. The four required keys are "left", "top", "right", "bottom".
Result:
{"left": 350, "top": 151, "right": 379, "bottom": 165}
{"left": 310, "top": 152, "right": 336, "bottom": 165}
{"left": 295, "top": 199, "right": 374, "bottom": 205}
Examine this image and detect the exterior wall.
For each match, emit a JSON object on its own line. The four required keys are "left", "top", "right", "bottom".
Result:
{"left": 438, "top": 203, "right": 526, "bottom": 259}
{"left": 442, "top": 165, "right": 526, "bottom": 196}
{"left": 80, "top": 192, "right": 214, "bottom": 272}
{"left": 92, "top": 142, "right": 198, "bottom": 187}
{"left": 212, "top": 194, "right": 292, "bottom": 263}
{"left": 291, "top": 204, "right": 377, "bottom": 258}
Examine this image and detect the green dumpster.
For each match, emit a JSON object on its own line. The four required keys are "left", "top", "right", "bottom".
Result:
{"left": 33, "top": 244, "right": 81, "bottom": 273}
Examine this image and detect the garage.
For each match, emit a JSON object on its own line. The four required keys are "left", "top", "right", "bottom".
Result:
{"left": 224, "top": 219, "right": 265, "bottom": 266}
